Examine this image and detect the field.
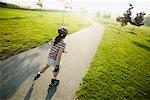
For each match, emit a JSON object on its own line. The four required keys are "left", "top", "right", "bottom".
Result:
{"left": 76, "top": 18, "right": 150, "bottom": 99}
{"left": 0, "top": 8, "right": 91, "bottom": 60}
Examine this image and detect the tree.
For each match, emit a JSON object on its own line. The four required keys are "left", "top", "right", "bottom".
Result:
{"left": 116, "top": 3, "right": 146, "bottom": 32}
{"left": 129, "top": 12, "right": 146, "bottom": 30}
{"left": 102, "top": 13, "right": 111, "bottom": 19}
{"left": 116, "top": 3, "right": 133, "bottom": 26}
{"left": 116, "top": 3, "right": 146, "bottom": 31}
{"left": 36, "top": 0, "right": 43, "bottom": 16}
{"left": 131, "top": 12, "right": 146, "bottom": 26}
{"left": 96, "top": 12, "right": 101, "bottom": 17}
{"left": 36, "top": 0, "right": 43, "bottom": 8}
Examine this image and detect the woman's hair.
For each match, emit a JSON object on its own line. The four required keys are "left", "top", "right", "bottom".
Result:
{"left": 53, "top": 28, "right": 68, "bottom": 45}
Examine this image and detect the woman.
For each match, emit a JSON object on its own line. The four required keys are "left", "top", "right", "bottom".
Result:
{"left": 34, "top": 28, "right": 68, "bottom": 86}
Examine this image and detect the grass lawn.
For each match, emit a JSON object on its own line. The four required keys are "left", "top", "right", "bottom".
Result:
{"left": 75, "top": 18, "right": 150, "bottom": 100}
{"left": 0, "top": 8, "right": 91, "bottom": 60}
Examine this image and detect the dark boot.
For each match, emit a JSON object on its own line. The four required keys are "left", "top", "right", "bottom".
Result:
{"left": 49, "top": 78, "right": 59, "bottom": 87}
{"left": 33, "top": 74, "right": 41, "bottom": 81}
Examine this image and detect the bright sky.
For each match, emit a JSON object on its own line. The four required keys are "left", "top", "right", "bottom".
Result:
{"left": 1, "top": 0, "right": 150, "bottom": 17}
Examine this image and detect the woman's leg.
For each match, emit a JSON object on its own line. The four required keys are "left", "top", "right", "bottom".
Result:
{"left": 34, "top": 64, "right": 50, "bottom": 81}
{"left": 50, "top": 68, "right": 60, "bottom": 86}
{"left": 53, "top": 67, "right": 60, "bottom": 78}
{"left": 40, "top": 64, "right": 50, "bottom": 74}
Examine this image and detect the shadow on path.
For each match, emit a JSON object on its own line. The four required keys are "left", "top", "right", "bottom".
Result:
{"left": 24, "top": 82, "right": 34, "bottom": 100}
{"left": 45, "top": 85, "right": 58, "bottom": 100}
{"left": 0, "top": 52, "right": 40, "bottom": 100}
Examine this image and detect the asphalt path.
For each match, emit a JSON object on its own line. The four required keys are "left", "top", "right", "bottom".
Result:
{"left": 0, "top": 23, "right": 105, "bottom": 100}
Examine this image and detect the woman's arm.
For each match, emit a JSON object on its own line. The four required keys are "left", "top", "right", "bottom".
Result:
{"left": 56, "top": 48, "right": 63, "bottom": 65}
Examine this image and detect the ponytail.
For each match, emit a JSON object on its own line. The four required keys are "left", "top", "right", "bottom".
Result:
{"left": 53, "top": 35, "right": 62, "bottom": 46}
{"left": 53, "top": 34, "right": 67, "bottom": 46}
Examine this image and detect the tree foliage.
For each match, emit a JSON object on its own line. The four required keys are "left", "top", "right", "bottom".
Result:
{"left": 116, "top": 3, "right": 133, "bottom": 26}
{"left": 116, "top": 3, "right": 146, "bottom": 28}
{"left": 130, "top": 12, "right": 146, "bottom": 26}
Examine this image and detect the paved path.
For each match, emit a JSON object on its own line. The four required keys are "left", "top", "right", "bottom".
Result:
{"left": 0, "top": 23, "right": 105, "bottom": 100}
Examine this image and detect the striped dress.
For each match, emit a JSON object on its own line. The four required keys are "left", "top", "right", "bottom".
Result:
{"left": 48, "top": 39, "right": 66, "bottom": 60}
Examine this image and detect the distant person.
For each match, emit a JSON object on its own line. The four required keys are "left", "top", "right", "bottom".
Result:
{"left": 34, "top": 28, "right": 68, "bottom": 86}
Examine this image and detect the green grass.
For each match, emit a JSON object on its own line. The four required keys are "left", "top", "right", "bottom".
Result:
{"left": 0, "top": 8, "right": 91, "bottom": 60}
{"left": 75, "top": 18, "right": 150, "bottom": 100}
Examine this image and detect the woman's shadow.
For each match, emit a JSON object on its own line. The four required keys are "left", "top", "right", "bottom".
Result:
{"left": 24, "top": 82, "right": 58, "bottom": 100}
{"left": 45, "top": 84, "right": 58, "bottom": 100}
{"left": 24, "top": 82, "right": 34, "bottom": 100}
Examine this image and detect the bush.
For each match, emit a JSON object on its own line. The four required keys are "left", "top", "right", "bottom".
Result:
{"left": 0, "top": 2, "right": 21, "bottom": 9}
{"left": 102, "top": 13, "right": 111, "bottom": 19}
{"left": 144, "top": 14, "right": 150, "bottom": 27}
{"left": 96, "top": 12, "right": 101, "bottom": 17}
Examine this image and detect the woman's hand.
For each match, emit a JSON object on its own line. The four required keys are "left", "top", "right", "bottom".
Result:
{"left": 63, "top": 51, "right": 67, "bottom": 53}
